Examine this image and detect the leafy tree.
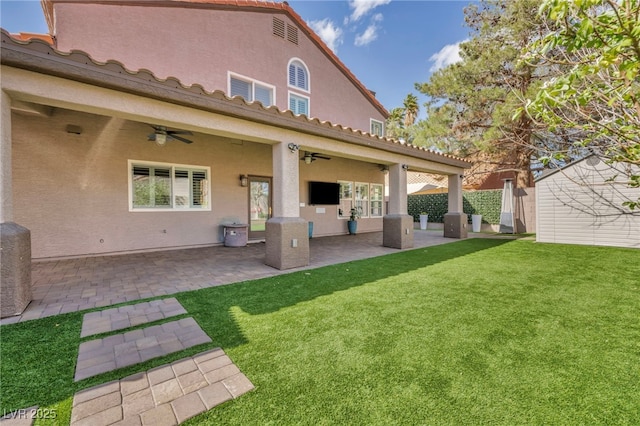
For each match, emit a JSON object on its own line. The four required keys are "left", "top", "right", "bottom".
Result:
{"left": 415, "top": 0, "right": 567, "bottom": 188}
{"left": 520, "top": 0, "right": 640, "bottom": 209}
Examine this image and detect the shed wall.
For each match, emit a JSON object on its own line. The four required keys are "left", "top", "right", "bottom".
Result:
{"left": 536, "top": 158, "right": 640, "bottom": 248}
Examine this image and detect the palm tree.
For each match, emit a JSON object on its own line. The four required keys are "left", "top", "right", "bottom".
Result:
{"left": 403, "top": 93, "right": 419, "bottom": 128}
{"left": 385, "top": 107, "right": 405, "bottom": 139}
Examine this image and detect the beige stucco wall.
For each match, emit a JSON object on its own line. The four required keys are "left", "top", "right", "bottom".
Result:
{"left": 12, "top": 108, "right": 383, "bottom": 259}
{"left": 52, "top": 3, "right": 386, "bottom": 133}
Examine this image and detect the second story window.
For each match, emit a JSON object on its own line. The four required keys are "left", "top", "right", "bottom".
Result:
{"left": 229, "top": 73, "right": 274, "bottom": 107}
{"left": 370, "top": 119, "right": 384, "bottom": 137}
{"left": 289, "top": 93, "right": 309, "bottom": 116}
{"left": 288, "top": 59, "right": 309, "bottom": 92}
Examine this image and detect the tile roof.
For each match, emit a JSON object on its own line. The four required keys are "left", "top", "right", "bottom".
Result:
{"left": 7, "top": 32, "right": 54, "bottom": 44}
{"left": 1, "top": 30, "right": 471, "bottom": 169}
{"left": 40, "top": 0, "right": 388, "bottom": 117}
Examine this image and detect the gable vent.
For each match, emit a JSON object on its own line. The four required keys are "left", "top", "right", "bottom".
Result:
{"left": 286, "top": 23, "right": 298, "bottom": 45}
{"left": 273, "top": 17, "right": 285, "bottom": 38}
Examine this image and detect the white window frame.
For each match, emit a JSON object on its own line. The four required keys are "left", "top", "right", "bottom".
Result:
{"left": 338, "top": 180, "right": 353, "bottom": 220}
{"left": 227, "top": 72, "right": 276, "bottom": 107}
{"left": 370, "top": 183, "right": 384, "bottom": 217}
{"left": 287, "top": 58, "right": 310, "bottom": 93}
{"left": 288, "top": 91, "right": 310, "bottom": 116}
{"left": 354, "top": 182, "right": 370, "bottom": 218}
{"left": 128, "top": 160, "right": 211, "bottom": 212}
{"left": 370, "top": 119, "right": 384, "bottom": 137}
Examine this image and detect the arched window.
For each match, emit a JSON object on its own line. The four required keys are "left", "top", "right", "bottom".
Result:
{"left": 288, "top": 59, "right": 309, "bottom": 92}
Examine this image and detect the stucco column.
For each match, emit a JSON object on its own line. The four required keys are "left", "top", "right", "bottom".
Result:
{"left": 265, "top": 142, "right": 309, "bottom": 269}
{"left": 444, "top": 173, "right": 468, "bottom": 238}
{"left": 0, "top": 91, "right": 32, "bottom": 318}
{"left": 383, "top": 163, "right": 413, "bottom": 249}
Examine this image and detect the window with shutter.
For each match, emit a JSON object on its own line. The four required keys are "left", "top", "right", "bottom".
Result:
{"left": 370, "top": 119, "right": 384, "bottom": 137}
{"left": 129, "top": 161, "right": 210, "bottom": 211}
{"left": 228, "top": 73, "right": 274, "bottom": 106}
{"left": 287, "top": 60, "right": 309, "bottom": 91}
{"left": 355, "top": 182, "right": 370, "bottom": 218}
{"left": 370, "top": 184, "right": 384, "bottom": 217}
{"left": 289, "top": 93, "right": 309, "bottom": 116}
{"left": 254, "top": 84, "right": 272, "bottom": 106}
{"left": 230, "top": 77, "right": 251, "bottom": 100}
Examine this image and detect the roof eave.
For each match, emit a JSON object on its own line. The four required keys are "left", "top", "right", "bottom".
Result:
{"left": 1, "top": 31, "right": 470, "bottom": 169}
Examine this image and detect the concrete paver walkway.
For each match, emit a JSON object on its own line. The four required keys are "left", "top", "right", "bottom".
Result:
{"left": 81, "top": 298, "right": 187, "bottom": 338}
{"left": 75, "top": 317, "right": 211, "bottom": 381}
{"left": 71, "top": 348, "right": 253, "bottom": 425}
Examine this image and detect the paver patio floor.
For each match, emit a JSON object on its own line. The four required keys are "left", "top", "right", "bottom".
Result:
{"left": 2, "top": 230, "right": 487, "bottom": 325}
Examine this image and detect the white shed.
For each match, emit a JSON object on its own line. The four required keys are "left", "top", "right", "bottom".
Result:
{"left": 536, "top": 155, "right": 640, "bottom": 249}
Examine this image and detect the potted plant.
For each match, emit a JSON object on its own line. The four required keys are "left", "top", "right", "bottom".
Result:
{"left": 419, "top": 212, "right": 429, "bottom": 230}
{"left": 348, "top": 207, "right": 361, "bottom": 235}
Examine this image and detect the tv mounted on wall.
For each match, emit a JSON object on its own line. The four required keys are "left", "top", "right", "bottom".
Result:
{"left": 308, "top": 181, "right": 340, "bottom": 205}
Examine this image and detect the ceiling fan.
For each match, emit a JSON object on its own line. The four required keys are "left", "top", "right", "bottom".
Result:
{"left": 147, "top": 125, "right": 193, "bottom": 146}
{"left": 301, "top": 151, "right": 331, "bottom": 164}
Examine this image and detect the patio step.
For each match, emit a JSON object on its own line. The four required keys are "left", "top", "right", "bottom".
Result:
{"left": 71, "top": 348, "right": 254, "bottom": 426}
{"left": 80, "top": 298, "right": 187, "bottom": 338}
{"left": 75, "top": 317, "right": 211, "bottom": 381}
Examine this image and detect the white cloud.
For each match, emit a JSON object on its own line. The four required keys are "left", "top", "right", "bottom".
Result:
{"left": 429, "top": 40, "right": 466, "bottom": 72}
{"left": 354, "top": 24, "right": 379, "bottom": 47}
{"left": 348, "top": 0, "right": 391, "bottom": 23}
{"left": 308, "top": 18, "right": 343, "bottom": 53}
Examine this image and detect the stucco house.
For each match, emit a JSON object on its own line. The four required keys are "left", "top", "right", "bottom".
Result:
{"left": 0, "top": 0, "right": 471, "bottom": 317}
{"left": 536, "top": 155, "right": 639, "bottom": 249}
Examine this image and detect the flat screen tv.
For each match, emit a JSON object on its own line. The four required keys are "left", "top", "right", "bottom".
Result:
{"left": 309, "top": 181, "right": 340, "bottom": 205}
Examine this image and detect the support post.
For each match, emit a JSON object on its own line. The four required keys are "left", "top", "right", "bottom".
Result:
{"left": 265, "top": 142, "right": 309, "bottom": 269}
{"left": 383, "top": 163, "right": 413, "bottom": 249}
{"left": 444, "top": 173, "right": 467, "bottom": 239}
{"left": 1, "top": 91, "right": 32, "bottom": 318}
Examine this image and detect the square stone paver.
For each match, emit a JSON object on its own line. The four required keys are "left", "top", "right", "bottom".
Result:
{"left": 70, "top": 348, "right": 253, "bottom": 426}
{"left": 80, "top": 298, "right": 187, "bottom": 337}
{"left": 171, "top": 392, "right": 207, "bottom": 424}
{"left": 75, "top": 317, "right": 211, "bottom": 381}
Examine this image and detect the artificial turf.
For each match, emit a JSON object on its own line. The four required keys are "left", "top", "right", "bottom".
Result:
{"left": 1, "top": 238, "right": 639, "bottom": 425}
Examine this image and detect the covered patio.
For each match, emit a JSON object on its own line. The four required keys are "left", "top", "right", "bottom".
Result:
{"left": 1, "top": 231, "right": 479, "bottom": 324}
{"left": 1, "top": 32, "right": 471, "bottom": 319}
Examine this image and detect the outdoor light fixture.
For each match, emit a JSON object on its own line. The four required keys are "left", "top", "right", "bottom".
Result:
{"left": 304, "top": 155, "right": 313, "bottom": 165}
{"left": 380, "top": 165, "right": 389, "bottom": 174}
{"left": 288, "top": 143, "right": 300, "bottom": 153}
{"left": 66, "top": 124, "right": 83, "bottom": 135}
{"left": 240, "top": 174, "right": 248, "bottom": 187}
{"left": 402, "top": 164, "right": 410, "bottom": 171}
{"left": 155, "top": 133, "right": 167, "bottom": 146}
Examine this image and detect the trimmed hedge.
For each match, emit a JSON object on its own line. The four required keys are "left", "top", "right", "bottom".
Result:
{"left": 408, "top": 189, "right": 502, "bottom": 224}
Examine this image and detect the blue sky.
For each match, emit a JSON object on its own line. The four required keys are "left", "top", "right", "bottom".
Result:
{"left": 0, "top": 0, "right": 473, "bottom": 117}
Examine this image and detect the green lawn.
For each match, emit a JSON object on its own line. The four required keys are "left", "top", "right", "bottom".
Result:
{"left": 1, "top": 239, "right": 639, "bottom": 425}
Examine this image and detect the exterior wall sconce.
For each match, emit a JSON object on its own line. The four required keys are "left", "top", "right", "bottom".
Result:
{"left": 240, "top": 174, "right": 248, "bottom": 187}
{"left": 287, "top": 143, "right": 300, "bottom": 153}
{"left": 402, "top": 164, "right": 410, "bottom": 171}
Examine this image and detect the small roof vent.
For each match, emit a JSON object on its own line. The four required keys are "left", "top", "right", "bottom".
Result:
{"left": 287, "top": 23, "right": 298, "bottom": 45}
{"left": 273, "top": 17, "right": 285, "bottom": 38}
